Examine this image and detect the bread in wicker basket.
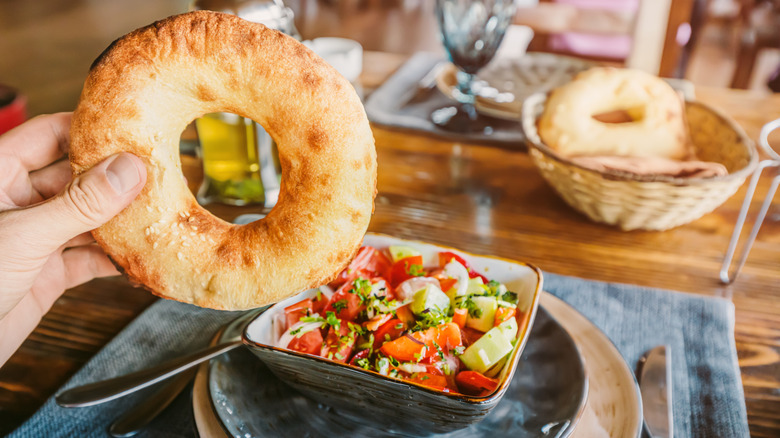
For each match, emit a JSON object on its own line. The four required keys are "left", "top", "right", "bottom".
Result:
{"left": 521, "top": 92, "right": 758, "bottom": 231}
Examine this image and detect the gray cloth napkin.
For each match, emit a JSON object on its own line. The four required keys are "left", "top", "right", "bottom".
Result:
{"left": 363, "top": 52, "right": 526, "bottom": 148}
{"left": 9, "top": 273, "right": 749, "bottom": 438}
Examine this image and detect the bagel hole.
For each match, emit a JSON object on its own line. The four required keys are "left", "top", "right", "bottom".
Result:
{"left": 188, "top": 113, "right": 281, "bottom": 207}
{"left": 592, "top": 106, "right": 645, "bottom": 124}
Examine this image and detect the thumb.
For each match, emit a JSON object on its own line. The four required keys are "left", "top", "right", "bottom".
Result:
{"left": 19, "top": 152, "right": 147, "bottom": 253}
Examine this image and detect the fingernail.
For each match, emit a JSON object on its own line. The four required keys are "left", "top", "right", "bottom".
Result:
{"left": 105, "top": 153, "right": 141, "bottom": 194}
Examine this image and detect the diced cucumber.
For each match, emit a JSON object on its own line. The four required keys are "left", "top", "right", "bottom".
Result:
{"left": 465, "top": 296, "right": 497, "bottom": 332}
{"left": 466, "top": 277, "right": 487, "bottom": 295}
{"left": 497, "top": 317, "right": 518, "bottom": 340}
{"left": 484, "top": 356, "right": 508, "bottom": 378}
{"left": 490, "top": 282, "right": 508, "bottom": 296}
{"left": 388, "top": 245, "right": 421, "bottom": 263}
{"left": 459, "top": 327, "right": 513, "bottom": 373}
{"left": 496, "top": 299, "right": 517, "bottom": 308}
{"left": 410, "top": 284, "right": 450, "bottom": 316}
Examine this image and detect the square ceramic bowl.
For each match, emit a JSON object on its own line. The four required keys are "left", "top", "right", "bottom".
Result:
{"left": 243, "top": 233, "right": 543, "bottom": 435}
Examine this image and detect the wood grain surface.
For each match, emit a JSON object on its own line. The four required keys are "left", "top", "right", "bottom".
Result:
{"left": 0, "top": 3, "right": 778, "bottom": 437}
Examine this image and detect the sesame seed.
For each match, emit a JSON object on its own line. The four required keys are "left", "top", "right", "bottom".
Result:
{"left": 177, "top": 252, "right": 183, "bottom": 260}
{"left": 199, "top": 235, "right": 206, "bottom": 241}
{"left": 153, "top": 242, "right": 158, "bottom": 249}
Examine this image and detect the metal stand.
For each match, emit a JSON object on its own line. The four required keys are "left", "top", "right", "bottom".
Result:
{"left": 720, "top": 119, "right": 780, "bottom": 284}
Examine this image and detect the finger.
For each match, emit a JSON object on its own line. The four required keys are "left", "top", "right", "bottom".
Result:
{"left": 62, "top": 245, "right": 120, "bottom": 289}
{"left": 63, "top": 232, "right": 95, "bottom": 249}
{"left": 10, "top": 152, "right": 146, "bottom": 255}
{"left": 0, "top": 293, "right": 47, "bottom": 365}
{"left": 29, "top": 159, "right": 73, "bottom": 199}
{"left": 0, "top": 113, "right": 72, "bottom": 171}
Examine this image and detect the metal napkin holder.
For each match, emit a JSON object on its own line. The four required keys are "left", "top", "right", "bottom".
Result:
{"left": 720, "top": 118, "right": 780, "bottom": 283}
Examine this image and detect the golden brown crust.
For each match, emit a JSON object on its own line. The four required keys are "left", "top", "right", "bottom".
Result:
{"left": 538, "top": 67, "right": 689, "bottom": 160}
{"left": 69, "top": 11, "right": 376, "bottom": 310}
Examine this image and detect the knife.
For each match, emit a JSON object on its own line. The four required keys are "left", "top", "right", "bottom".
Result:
{"left": 638, "top": 345, "right": 673, "bottom": 438}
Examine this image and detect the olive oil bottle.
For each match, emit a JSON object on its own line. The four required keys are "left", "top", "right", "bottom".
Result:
{"left": 195, "top": 113, "right": 265, "bottom": 205}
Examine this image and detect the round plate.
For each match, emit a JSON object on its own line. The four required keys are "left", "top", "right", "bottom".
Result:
{"left": 435, "top": 53, "right": 596, "bottom": 121}
{"left": 195, "top": 306, "right": 587, "bottom": 437}
{"left": 541, "top": 293, "right": 643, "bottom": 438}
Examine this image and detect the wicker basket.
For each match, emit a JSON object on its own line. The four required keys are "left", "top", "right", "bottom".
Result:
{"left": 521, "top": 93, "right": 759, "bottom": 231}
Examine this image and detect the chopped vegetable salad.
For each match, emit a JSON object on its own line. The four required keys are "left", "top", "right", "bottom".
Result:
{"left": 274, "top": 245, "right": 524, "bottom": 396}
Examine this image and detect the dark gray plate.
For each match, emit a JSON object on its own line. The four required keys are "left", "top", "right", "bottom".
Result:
{"left": 207, "top": 306, "right": 587, "bottom": 438}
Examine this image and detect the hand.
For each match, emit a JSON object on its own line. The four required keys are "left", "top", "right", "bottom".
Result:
{"left": 0, "top": 113, "right": 147, "bottom": 365}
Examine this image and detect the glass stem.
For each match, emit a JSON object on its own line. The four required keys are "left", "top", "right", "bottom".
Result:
{"left": 454, "top": 70, "right": 478, "bottom": 121}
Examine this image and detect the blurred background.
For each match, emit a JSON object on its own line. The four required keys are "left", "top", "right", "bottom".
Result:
{"left": 0, "top": 0, "right": 779, "bottom": 117}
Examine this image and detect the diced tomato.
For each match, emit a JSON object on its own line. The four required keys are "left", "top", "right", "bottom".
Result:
{"left": 389, "top": 255, "right": 424, "bottom": 287}
{"left": 324, "top": 281, "right": 366, "bottom": 322}
{"left": 452, "top": 308, "right": 468, "bottom": 328}
{"left": 349, "top": 349, "right": 371, "bottom": 367}
{"left": 364, "top": 313, "right": 393, "bottom": 332}
{"left": 380, "top": 333, "right": 427, "bottom": 362}
{"left": 436, "top": 323, "right": 463, "bottom": 351}
{"left": 395, "top": 304, "right": 415, "bottom": 328}
{"left": 287, "top": 329, "right": 324, "bottom": 355}
{"left": 460, "top": 326, "right": 485, "bottom": 346}
{"left": 330, "top": 246, "right": 392, "bottom": 288}
{"left": 380, "top": 323, "right": 461, "bottom": 362}
{"left": 455, "top": 371, "right": 499, "bottom": 395}
{"left": 372, "top": 318, "right": 405, "bottom": 349}
{"left": 494, "top": 307, "right": 516, "bottom": 326}
{"left": 439, "top": 252, "right": 464, "bottom": 268}
{"left": 312, "top": 291, "right": 329, "bottom": 315}
{"left": 320, "top": 320, "right": 356, "bottom": 363}
{"left": 439, "top": 278, "right": 458, "bottom": 294}
{"left": 406, "top": 372, "right": 449, "bottom": 391}
{"left": 438, "top": 251, "right": 489, "bottom": 283}
{"left": 284, "top": 299, "right": 313, "bottom": 330}
{"left": 516, "top": 309, "right": 529, "bottom": 329}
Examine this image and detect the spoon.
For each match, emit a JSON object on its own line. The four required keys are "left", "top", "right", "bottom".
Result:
{"left": 56, "top": 307, "right": 266, "bottom": 408}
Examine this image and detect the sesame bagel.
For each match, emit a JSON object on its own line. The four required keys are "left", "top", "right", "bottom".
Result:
{"left": 69, "top": 11, "right": 376, "bottom": 310}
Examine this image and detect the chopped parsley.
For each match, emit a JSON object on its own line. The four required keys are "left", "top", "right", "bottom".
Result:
{"left": 332, "top": 299, "right": 348, "bottom": 313}
{"left": 299, "top": 315, "right": 325, "bottom": 324}
{"left": 412, "top": 308, "right": 451, "bottom": 331}
{"left": 349, "top": 278, "right": 373, "bottom": 304}
{"left": 407, "top": 262, "right": 425, "bottom": 277}
{"left": 325, "top": 311, "right": 341, "bottom": 330}
{"left": 457, "top": 296, "right": 483, "bottom": 318}
{"left": 501, "top": 290, "right": 519, "bottom": 305}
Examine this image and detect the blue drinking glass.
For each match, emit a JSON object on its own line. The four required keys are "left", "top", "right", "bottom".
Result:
{"left": 432, "top": 0, "right": 516, "bottom": 133}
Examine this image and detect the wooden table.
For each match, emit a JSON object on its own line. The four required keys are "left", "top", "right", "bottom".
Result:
{"left": 1, "top": 47, "right": 779, "bottom": 438}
